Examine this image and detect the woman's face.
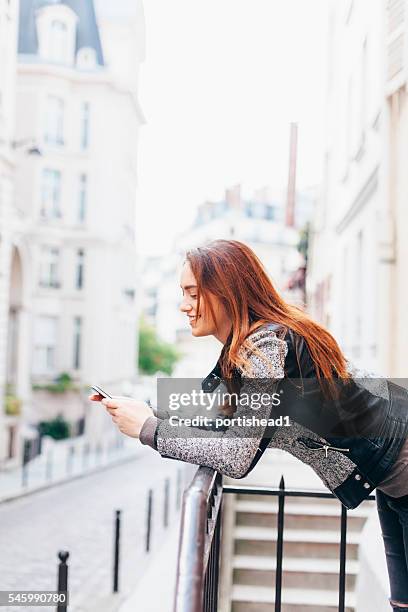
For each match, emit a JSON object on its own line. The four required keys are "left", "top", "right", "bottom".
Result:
{"left": 179, "top": 261, "right": 231, "bottom": 343}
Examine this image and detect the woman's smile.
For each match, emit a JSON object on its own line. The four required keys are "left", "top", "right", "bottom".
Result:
{"left": 188, "top": 315, "right": 201, "bottom": 325}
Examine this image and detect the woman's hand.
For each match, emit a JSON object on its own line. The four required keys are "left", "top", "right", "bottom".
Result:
{"left": 88, "top": 394, "right": 154, "bottom": 438}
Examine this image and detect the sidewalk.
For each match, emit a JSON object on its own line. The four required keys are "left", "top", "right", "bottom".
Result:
{"left": 0, "top": 433, "right": 142, "bottom": 504}
{"left": 117, "top": 519, "right": 180, "bottom": 612}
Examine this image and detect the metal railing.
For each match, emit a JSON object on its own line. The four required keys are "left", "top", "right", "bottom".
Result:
{"left": 174, "top": 468, "right": 223, "bottom": 612}
{"left": 173, "top": 466, "right": 375, "bottom": 612}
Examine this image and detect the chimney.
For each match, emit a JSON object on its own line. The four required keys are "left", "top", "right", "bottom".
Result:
{"left": 285, "top": 123, "right": 298, "bottom": 227}
{"left": 225, "top": 184, "right": 242, "bottom": 210}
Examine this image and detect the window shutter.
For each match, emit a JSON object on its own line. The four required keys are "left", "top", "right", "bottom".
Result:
{"left": 387, "top": 0, "right": 406, "bottom": 89}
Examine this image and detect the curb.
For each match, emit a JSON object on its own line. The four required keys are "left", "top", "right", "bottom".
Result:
{"left": 0, "top": 451, "right": 142, "bottom": 505}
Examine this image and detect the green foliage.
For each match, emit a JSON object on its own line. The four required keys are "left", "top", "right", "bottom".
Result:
{"left": 138, "top": 318, "right": 181, "bottom": 376}
{"left": 4, "top": 384, "right": 22, "bottom": 416}
{"left": 33, "top": 372, "right": 78, "bottom": 394}
{"left": 5, "top": 394, "right": 21, "bottom": 416}
{"left": 297, "top": 223, "right": 310, "bottom": 263}
{"left": 38, "top": 414, "right": 70, "bottom": 440}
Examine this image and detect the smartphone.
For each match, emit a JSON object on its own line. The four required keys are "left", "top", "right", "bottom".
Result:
{"left": 91, "top": 385, "right": 113, "bottom": 399}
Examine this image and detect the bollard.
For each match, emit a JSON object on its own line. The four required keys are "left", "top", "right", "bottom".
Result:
{"left": 46, "top": 451, "right": 53, "bottom": 482}
{"left": 21, "top": 439, "right": 31, "bottom": 488}
{"left": 176, "top": 469, "right": 182, "bottom": 511}
{"left": 146, "top": 489, "right": 153, "bottom": 552}
{"left": 56, "top": 550, "right": 69, "bottom": 612}
{"left": 113, "top": 510, "right": 121, "bottom": 592}
{"left": 163, "top": 478, "right": 170, "bottom": 528}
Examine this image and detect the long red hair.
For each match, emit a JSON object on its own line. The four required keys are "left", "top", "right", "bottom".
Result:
{"left": 186, "top": 239, "right": 350, "bottom": 397}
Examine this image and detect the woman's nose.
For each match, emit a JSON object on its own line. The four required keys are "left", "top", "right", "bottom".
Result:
{"left": 179, "top": 298, "right": 192, "bottom": 313}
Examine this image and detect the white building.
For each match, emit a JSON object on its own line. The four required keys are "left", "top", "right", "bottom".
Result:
{"left": 0, "top": 0, "right": 145, "bottom": 462}
{"left": 307, "top": 0, "right": 387, "bottom": 373}
{"left": 0, "top": 0, "right": 20, "bottom": 463}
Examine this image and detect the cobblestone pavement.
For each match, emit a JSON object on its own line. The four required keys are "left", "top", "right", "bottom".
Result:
{"left": 0, "top": 447, "right": 192, "bottom": 612}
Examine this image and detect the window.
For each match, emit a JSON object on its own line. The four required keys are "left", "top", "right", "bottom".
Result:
{"left": 345, "top": 77, "right": 354, "bottom": 164}
{"left": 360, "top": 38, "right": 368, "bottom": 136}
{"left": 75, "top": 249, "right": 84, "bottom": 289}
{"left": 44, "top": 96, "right": 64, "bottom": 145}
{"left": 265, "top": 205, "right": 275, "bottom": 221}
{"left": 245, "top": 203, "right": 253, "bottom": 218}
{"left": 81, "top": 102, "right": 90, "bottom": 149}
{"left": 355, "top": 231, "right": 363, "bottom": 340}
{"left": 73, "top": 316, "right": 82, "bottom": 370}
{"left": 40, "top": 169, "right": 62, "bottom": 219}
{"left": 77, "top": 47, "right": 97, "bottom": 70}
{"left": 49, "top": 19, "right": 69, "bottom": 64}
{"left": 39, "top": 246, "right": 60, "bottom": 288}
{"left": 33, "top": 316, "right": 58, "bottom": 376}
{"left": 78, "top": 174, "right": 87, "bottom": 222}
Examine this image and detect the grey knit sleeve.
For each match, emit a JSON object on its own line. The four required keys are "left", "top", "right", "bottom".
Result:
{"left": 154, "top": 328, "right": 288, "bottom": 479}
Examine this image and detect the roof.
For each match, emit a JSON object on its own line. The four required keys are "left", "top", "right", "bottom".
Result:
{"left": 18, "top": 0, "right": 105, "bottom": 66}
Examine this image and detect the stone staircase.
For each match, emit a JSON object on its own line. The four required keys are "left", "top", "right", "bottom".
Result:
{"left": 226, "top": 493, "right": 372, "bottom": 612}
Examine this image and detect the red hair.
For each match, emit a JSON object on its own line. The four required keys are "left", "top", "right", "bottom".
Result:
{"left": 186, "top": 239, "right": 350, "bottom": 399}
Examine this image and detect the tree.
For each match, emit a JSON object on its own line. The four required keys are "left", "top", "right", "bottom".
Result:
{"left": 138, "top": 318, "right": 182, "bottom": 376}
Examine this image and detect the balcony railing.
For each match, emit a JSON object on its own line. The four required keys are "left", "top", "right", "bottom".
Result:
{"left": 173, "top": 466, "right": 375, "bottom": 612}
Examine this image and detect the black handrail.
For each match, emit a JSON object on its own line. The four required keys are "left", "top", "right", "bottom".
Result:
{"left": 173, "top": 468, "right": 222, "bottom": 612}
{"left": 174, "top": 467, "right": 375, "bottom": 612}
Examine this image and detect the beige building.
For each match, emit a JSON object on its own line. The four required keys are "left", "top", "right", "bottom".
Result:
{"left": 0, "top": 0, "right": 145, "bottom": 464}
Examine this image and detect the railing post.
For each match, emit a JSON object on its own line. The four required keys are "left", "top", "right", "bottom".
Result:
{"left": 82, "top": 442, "right": 90, "bottom": 470}
{"left": 176, "top": 468, "right": 182, "bottom": 510}
{"left": 96, "top": 442, "right": 102, "bottom": 464}
{"left": 338, "top": 504, "right": 348, "bottom": 612}
{"left": 146, "top": 489, "right": 153, "bottom": 552}
{"left": 66, "top": 446, "right": 74, "bottom": 476}
{"left": 113, "top": 510, "right": 121, "bottom": 593}
{"left": 56, "top": 550, "right": 69, "bottom": 612}
{"left": 164, "top": 478, "right": 170, "bottom": 528}
{"left": 275, "top": 475, "right": 285, "bottom": 612}
{"left": 21, "top": 439, "right": 30, "bottom": 487}
{"left": 46, "top": 451, "right": 53, "bottom": 482}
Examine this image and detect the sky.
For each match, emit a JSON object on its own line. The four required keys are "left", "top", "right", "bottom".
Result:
{"left": 119, "top": 0, "right": 330, "bottom": 256}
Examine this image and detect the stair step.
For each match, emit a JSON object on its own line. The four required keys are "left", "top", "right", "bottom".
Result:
{"left": 231, "top": 585, "right": 355, "bottom": 612}
{"left": 232, "top": 555, "right": 358, "bottom": 590}
{"left": 237, "top": 492, "right": 340, "bottom": 506}
{"left": 235, "top": 500, "right": 368, "bottom": 531}
{"left": 235, "top": 500, "right": 370, "bottom": 518}
{"left": 233, "top": 555, "right": 359, "bottom": 573}
{"left": 234, "top": 526, "right": 360, "bottom": 559}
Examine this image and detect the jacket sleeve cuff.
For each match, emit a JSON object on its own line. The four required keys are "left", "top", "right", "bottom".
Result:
{"left": 139, "top": 416, "right": 160, "bottom": 449}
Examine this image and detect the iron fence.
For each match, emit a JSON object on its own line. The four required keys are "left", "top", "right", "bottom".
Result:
{"left": 173, "top": 466, "right": 375, "bottom": 612}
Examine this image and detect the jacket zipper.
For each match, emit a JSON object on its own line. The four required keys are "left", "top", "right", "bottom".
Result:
{"left": 297, "top": 438, "right": 350, "bottom": 458}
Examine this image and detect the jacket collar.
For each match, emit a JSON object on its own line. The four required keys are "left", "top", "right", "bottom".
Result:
{"left": 201, "top": 322, "right": 285, "bottom": 392}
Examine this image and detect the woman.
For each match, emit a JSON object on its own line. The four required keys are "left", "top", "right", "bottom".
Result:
{"left": 89, "top": 239, "right": 408, "bottom": 610}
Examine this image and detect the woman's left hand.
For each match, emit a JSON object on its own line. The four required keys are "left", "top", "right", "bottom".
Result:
{"left": 89, "top": 394, "right": 154, "bottom": 438}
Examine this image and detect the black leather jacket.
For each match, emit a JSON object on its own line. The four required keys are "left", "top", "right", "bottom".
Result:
{"left": 201, "top": 322, "right": 408, "bottom": 509}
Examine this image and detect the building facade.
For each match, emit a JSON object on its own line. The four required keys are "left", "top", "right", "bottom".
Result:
{"left": 0, "top": 0, "right": 20, "bottom": 463}
{"left": 307, "top": 0, "right": 388, "bottom": 373}
{"left": 0, "top": 0, "right": 145, "bottom": 463}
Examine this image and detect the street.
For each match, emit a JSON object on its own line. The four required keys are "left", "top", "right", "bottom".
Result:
{"left": 0, "top": 447, "right": 189, "bottom": 612}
